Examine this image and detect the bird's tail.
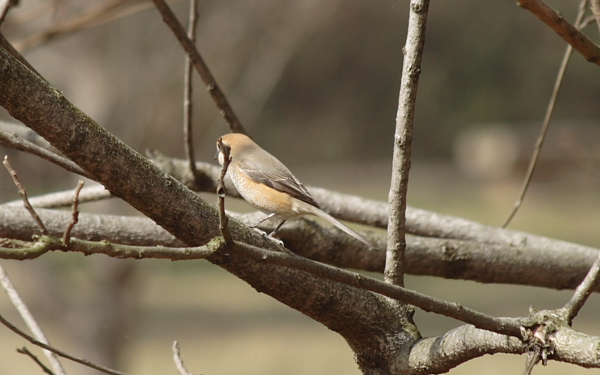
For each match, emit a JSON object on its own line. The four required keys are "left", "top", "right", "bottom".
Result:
{"left": 307, "top": 206, "right": 378, "bottom": 250}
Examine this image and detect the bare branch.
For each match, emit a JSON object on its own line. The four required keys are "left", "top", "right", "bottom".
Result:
{"left": 0, "top": 233, "right": 523, "bottom": 338}
{"left": 592, "top": 0, "right": 600, "bottom": 35}
{"left": 216, "top": 139, "right": 233, "bottom": 245}
{"left": 0, "top": 128, "right": 91, "bottom": 178}
{"left": 3, "top": 204, "right": 600, "bottom": 293}
{"left": 0, "top": 264, "right": 66, "bottom": 375}
{"left": 517, "top": 0, "right": 600, "bottom": 65}
{"left": 230, "top": 240, "right": 523, "bottom": 338}
{"left": 0, "top": 33, "right": 44, "bottom": 77}
{"left": 183, "top": 0, "right": 199, "bottom": 180}
{"left": 0, "top": 206, "right": 185, "bottom": 247}
{"left": 172, "top": 341, "right": 198, "bottom": 375}
{"left": 151, "top": 0, "right": 246, "bottom": 134}
{"left": 0, "top": 121, "right": 51, "bottom": 148}
{"left": 61, "top": 180, "right": 84, "bottom": 246}
{"left": 560, "top": 252, "right": 600, "bottom": 324}
{"left": 3, "top": 155, "right": 48, "bottom": 235}
{"left": 13, "top": 0, "right": 152, "bottom": 51}
{"left": 0, "top": 311, "right": 127, "bottom": 375}
{"left": 0, "top": 235, "right": 211, "bottom": 260}
{"left": 504, "top": 0, "right": 589, "bottom": 227}
{"left": 17, "top": 347, "right": 56, "bottom": 375}
{"left": 0, "top": 0, "right": 18, "bottom": 26}
{"left": 385, "top": 0, "right": 430, "bottom": 287}
{"left": 406, "top": 325, "right": 525, "bottom": 373}
{"left": 148, "top": 154, "right": 600, "bottom": 263}
{"left": 4, "top": 185, "right": 111, "bottom": 208}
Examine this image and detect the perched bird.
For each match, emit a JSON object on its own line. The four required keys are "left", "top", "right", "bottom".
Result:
{"left": 216, "top": 133, "right": 376, "bottom": 249}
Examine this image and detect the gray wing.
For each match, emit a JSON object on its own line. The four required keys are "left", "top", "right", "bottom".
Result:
{"left": 238, "top": 158, "right": 320, "bottom": 208}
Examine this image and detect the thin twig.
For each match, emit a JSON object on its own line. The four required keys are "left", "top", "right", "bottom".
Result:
{"left": 172, "top": 341, "right": 197, "bottom": 375}
{"left": 385, "top": 0, "right": 430, "bottom": 287}
{"left": 151, "top": 0, "right": 247, "bottom": 134}
{"left": 561, "top": 251, "right": 600, "bottom": 324}
{"left": 0, "top": 264, "right": 66, "bottom": 375}
{"left": 0, "top": 312, "right": 127, "bottom": 375}
{"left": 592, "top": 0, "right": 600, "bottom": 35}
{"left": 13, "top": 1, "right": 194, "bottom": 51}
{"left": 3, "top": 156, "right": 48, "bottom": 235}
{"left": 183, "top": 0, "right": 199, "bottom": 180}
{"left": 523, "top": 349, "right": 541, "bottom": 375}
{"left": 0, "top": 33, "right": 45, "bottom": 78}
{"left": 0, "top": 129, "right": 91, "bottom": 178}
{"left": 517, "top": 0, "right": 600, "bottom": 65}
{"left": 62, "top": 180, "right": 84, "bottom": 246}
{"left": 14, "top": 0, "right": 137, "bottom": 51}
{"left": 217, "top": 139, "right": 233, "bottom": 245}
{"left": 0, "top": 0, "right": 18, "bottom": 26}
{"left": 17, "top": 347, "right": 56, "bottom": 375}
{"left": 503, "top": 0, "right": 588, "bottom": 228}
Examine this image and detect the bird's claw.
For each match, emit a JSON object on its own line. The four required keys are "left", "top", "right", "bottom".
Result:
{"left": 267, "top": 234, "right": 284, "bottom": 246}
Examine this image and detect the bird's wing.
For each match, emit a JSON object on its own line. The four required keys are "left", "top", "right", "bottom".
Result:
{"left": 237, "top": 158, "right": 320, "bottom": 208}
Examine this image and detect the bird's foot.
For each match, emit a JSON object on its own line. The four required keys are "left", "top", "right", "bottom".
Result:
{"left": 267, "top": 233, "right": 284, "bottom": 246}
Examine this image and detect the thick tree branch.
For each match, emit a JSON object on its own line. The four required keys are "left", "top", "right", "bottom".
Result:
{"left": 0, "top": 234, "right": 523, "bottom": 338}
{"left": 3, "top": 235, "right": 600, "bottom": 371}
{"left": 406, "top": 325, "right": 526, "bottom": 374}
{"left": 150, "top": 154, "right": 596, "bottom": 253}
{"left": 4, "top": 184, "right": 111, "bottom": 208}
{"left": 0, "top": 43, "right": 412, "bottom": 374}
{"left": 2, "top": 203, "right": 599, "bottom": 293}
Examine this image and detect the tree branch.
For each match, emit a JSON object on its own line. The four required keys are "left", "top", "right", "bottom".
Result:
{"left": 151, "top": 0, "right": 246, "bottom": 134}
{"left": 406, "top": 325, "right": 526, "bottom": 374}
{"left": 2, "top": 205, "right": 599, "bottom": 292}
{"left": 172, "top": 341, "right": 196, "bottom": 375}
{"left": 504, "top": 0, "right": 589, "bottom": 227}
{"left": 183, "top": 0, "right": 199, "bottom": 181}
{"left": 0, "top": 0, "right": 18, "bottom": 26}
{"left": 0, "top": 264, "right": 66, "bottom": 375}
{"left": 4, "top": 184, "right": 111, "bottom": 208}
{"left": 560, "top": 251, "right": 600, "bottom": 324}
{"left": 0, "top": 128, "right": 90, "bottom": 178}
{"left": 517, "top": 0, "right": 600, "bottom": 65}
{"left": 0, "top": 311, "right": 127, "bottom": 375}
{"left": 3, "top": 234, "right": 600, "bottom": 371}
{"left": 17, "top": 347, "right": 56, "bottom": 375}
{"left": 386, "top": 0, "right": 429, "bottom": 286}
{"left": 3, "top": 156, "right": 48, "bottom": 235}
{"left": 0, "top": 40, "right": 414, "bottom": 374}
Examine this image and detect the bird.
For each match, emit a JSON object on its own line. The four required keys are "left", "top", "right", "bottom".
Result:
{"left": 216, "top": 133, "right": 377, "bottom": 249}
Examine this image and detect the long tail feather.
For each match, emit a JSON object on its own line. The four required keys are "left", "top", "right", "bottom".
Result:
{"left": 308, "top": 206, "right": 378, "bottom": 250}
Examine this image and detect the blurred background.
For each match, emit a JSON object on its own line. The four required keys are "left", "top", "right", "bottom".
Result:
{"left": 1, "top": 0, "right": 600, "bottom": 374}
